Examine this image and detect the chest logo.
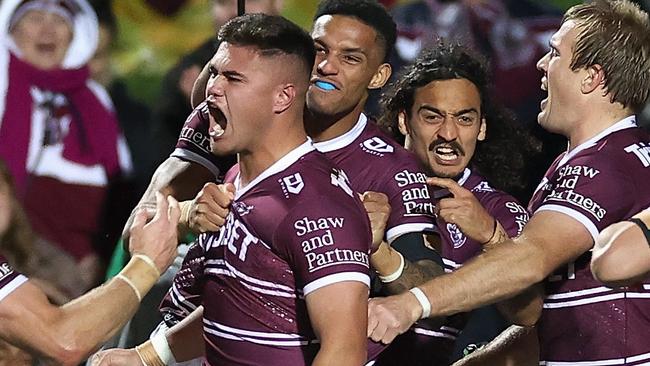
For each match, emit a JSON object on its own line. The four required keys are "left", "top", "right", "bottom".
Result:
{"left": 361, "top": 137, "right": 394, "bottom": 155}
{"left": 280, "top": 173, "right": 305, "bottom": 197}
{"left": 446, "top": 223, "right": 466, "bottom": 249}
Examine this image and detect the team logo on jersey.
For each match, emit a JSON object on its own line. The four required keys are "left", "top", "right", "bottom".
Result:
{"left": 330, "top": 169, "right": 354, "bottom": 197}
{"left": 446, "top": 223, "right": 466, "bottom": 249}
{"left": 279, "top": 173, "right": 305, "bottom": 197}
{"left": 472, "top": 181, "right": 495, "bottom": 193}
{"left": 361, "top": 137, "right": 394, "bottom": 156}
{"left": 232, "top": 202, "right": 255, "bottom": 216}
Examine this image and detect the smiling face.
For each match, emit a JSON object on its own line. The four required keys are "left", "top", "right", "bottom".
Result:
{"left": 306, "top": 15, "right": 386, "bottom": 119}
{"left": 536, "top": 20, "right": 586, "bottom": 136}
{"left": 401, "top": 78, "right": 486, "bottom": 178}
{"left": 10, "top": 9, "right": 73, "bottom": 70}
{"left": 204, "top": 43, "right": 281, "bottom": 156}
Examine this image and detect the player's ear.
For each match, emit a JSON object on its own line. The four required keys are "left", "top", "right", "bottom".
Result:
{"left": 477, "top": 117, "right": 487, "bottom": 141}
{"left": 273, "top": 83, "right": 296, "bottom": 114}
{"left": 581, "top": 64, "right": 605, "bottom": 95}
{"left": 398, "top": 111, "right": 410, "bottom": 136}
{"left": 369, "top": 63, "right": 392, "bottom": 90}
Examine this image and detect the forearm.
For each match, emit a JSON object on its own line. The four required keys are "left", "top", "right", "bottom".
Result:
{"left": 166, "top": 306, "right": 205, "bottom": 362}
{"left": 452, "top": 325, "right": 539, "bottom": 366}
{"left": 53, "top": 256, "right": 160, "bottom": 360}
{"left": 422, "top": 238, "right": 545, "bottom": 317}
{"left": 495, "top": 284, "right": 544, "bottom": 326}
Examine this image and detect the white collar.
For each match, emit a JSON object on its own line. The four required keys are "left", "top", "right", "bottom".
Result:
{"left": 558, "top": 115, "right": 637, "bottom": 168}
{"left": 457, "top": 168, "right": 472, "bottom": 187}
{"left": 234, "top": 139, "right": 314, "bottom": 199}
{"left": 313, "top": 113, "right": 367, "bottom": 153}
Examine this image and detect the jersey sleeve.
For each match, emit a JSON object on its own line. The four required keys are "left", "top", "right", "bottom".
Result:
{"left": 383, "top": 157, "right": 437, "bottom": 242}
{"left": 483, "top": 194, "right": 529, "bottom": 238}
{"left": 534, "top": 157, "right": 635, "bottom": 241}
{"left": 170, "top": 102, "right": 221, "bottom": 177}
{"left": 159, "top": 238, "right": 206, "bottom": 327}
{"left": 0, "top": 255, "right": 28, "bottom": 302}
{"left": 273, "top": 196, "right": 372, "bottom": 296}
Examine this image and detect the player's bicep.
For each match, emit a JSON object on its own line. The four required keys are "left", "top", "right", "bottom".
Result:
{"left": 305, "top": 281, "right": 368, "bottom": 347}
{"left": 518, "top": 210, "right": 593, "bottom": 278}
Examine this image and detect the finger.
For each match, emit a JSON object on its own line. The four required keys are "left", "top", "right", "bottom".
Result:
{"left": 205, "top": 185, "right": 234, "bottom": 208}
{"left": 167, "top": 195, "right": 181, "bottom": 224}
{"left": 131, "top": 209, "right": 148, "bottom": 232}
{"left": 195, "top": 211, "right": 227, "bottom": 232}
{"left": 367, "top": 306, "right": 379, "bottom": 337}
{"left": 437, "top": 197, "right": 464, "bottom": 210}
{"left": 201, "top": 199, "right": 231, "bottom": 219}
{"left": 370, "top": 321, "right": 388, "bottom": 343}
{"left": 220, "top": 183, "right": 236, "bottom": 200}
{"left": 152, "top": 191, "right": 169, "bottom": 222}
{"left": 427, "top": 177, "right": 469, "bottom": 198}
{"left": 381, "top": 328, "right": 400, "bottom": 345}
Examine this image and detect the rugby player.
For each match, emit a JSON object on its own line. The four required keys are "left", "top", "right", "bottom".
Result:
{"left": 367, "top": 1, "right": 650, "bottom": 363}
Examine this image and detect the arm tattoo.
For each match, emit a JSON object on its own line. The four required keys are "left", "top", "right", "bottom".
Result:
{"left": 382, "top": 258, "right": 444, "bottom": 295}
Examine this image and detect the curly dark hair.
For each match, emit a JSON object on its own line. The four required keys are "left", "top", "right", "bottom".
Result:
{"left": 379, "top": 42, "right": 540, "bottom": 197}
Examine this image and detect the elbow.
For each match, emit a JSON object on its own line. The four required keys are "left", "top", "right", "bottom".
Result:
{"left": 47, "top": 343, "right": 87, "bottom": 366}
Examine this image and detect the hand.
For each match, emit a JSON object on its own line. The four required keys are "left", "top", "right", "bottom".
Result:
{"left": 129, "top": 192, "right": 181, "bottom": 274}
{"left": 90, "top": 348, "right": 143, "bottom": 366}
{"left": 179, "top": 65, "right": 202, "bottom": 102}
{"left": 427, "top": 177, "right": 495, "bottom": 243}
{"left": 360, "top": 191, "right": 391, "bottom": 253}
{"left": 367, "top": 292, "right": 422, "bottom": 344}
{"left": 182, "top": 182, "right": 235, "bottom": 233}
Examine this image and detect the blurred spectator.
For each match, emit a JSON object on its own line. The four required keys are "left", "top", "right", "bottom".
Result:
{"left": 149, "top": 0, "right": 283, "bottom": 166}
{"left": 0, "top": 0, "right": 132, "bottom": 288}
{"left": 89, "top": 0, "right": 156, "bottom": 260}
{"left": 0, "top": 159, "right": 84, "bottom": 364}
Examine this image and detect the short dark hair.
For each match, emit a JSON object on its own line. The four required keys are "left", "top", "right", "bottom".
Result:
{"left": 218, "top": 13, "right": 316, "bottom": 79}
{"left": 314, "top": 0, "right": 396, "bottom": 62}
{"left": 564, "top": 0, "right": 650, "bottom": 111}
{"left": 380, "top": 42, "right": 540, "bottom": 197}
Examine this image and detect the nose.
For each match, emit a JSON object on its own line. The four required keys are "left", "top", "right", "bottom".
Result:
{"left": 206, "top": 74, "right": 226, "bottom": 98}
{"left": 316, "top": 52, "right": 338, "bottom": 76}
{"left": 536, "top": 52, "right": 549, "bottom": 73}
{"left": 437, "top": 117, "right": 459, "bottom": 142}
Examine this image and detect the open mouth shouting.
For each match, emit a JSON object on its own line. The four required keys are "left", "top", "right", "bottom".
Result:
{"left": 429, "top": 139, "right": 465, "bottom": 165}
{"left": 205, "top": 96, "right": 227, "bottom": 139}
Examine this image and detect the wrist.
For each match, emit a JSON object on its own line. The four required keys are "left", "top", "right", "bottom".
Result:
{"left": 370, "top": 243, "right": 400, "bottom": 275}
{"left": 135, "top": 340, "right": 166, "bottom": 366}
{"left": 408, "top": 287, "right": 431, "bottom": 320}
{"left": 378, "top": 251, "right": 405, "bottom": 283}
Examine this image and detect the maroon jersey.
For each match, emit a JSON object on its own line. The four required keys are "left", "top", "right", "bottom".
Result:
{"left": 528, "top": 117, "right": 650, "bottom": 364}
{"left": 313, "top": 114, "right": 436, "bottom": 241}
{"left": 171, "top": 102, "right": 235, "bottom": 180}
{"left": 167, "top": 141, "right": 374, "bottom": 365}
{"left": 0, "top": 255, "right": 27, "bottom": 302}
{"left": 377, "top": 168, "right": 528, "bottom": 366}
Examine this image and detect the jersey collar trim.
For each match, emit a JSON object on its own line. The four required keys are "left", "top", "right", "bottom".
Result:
{"left": 313, "top": 113, "right": 367, "bottom": 153}
{"left": 559, "top": 115, "right": 636, "bottom": 168}
{"left": 457, "top": 168, "right": 472, "bottom": 187}
{"left": 234, "top": 139, "right": 315, "bottom": 199}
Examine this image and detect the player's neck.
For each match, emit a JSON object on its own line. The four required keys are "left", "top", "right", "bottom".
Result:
{"left": 308, "top": 98, "right": 367, "bottom": 142}
{"left": 238, "top": 119, "right": 308, "bottom": 187}
{"left": 567, "top": 105, "right": 633, "bottom": 150}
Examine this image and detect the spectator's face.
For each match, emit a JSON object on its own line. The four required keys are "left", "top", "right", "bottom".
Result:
{"left": 205, "top": 43, "right": 282, "bottom": 156}
{"left": 536, "top": 20, "right": 583, "bottom": 135}
{"left": 307, "top": 15, "right": 386, "bottom": 119}
{"left": 10, "top": 9, "right": 73, "bottom": 70}
{"left": 401, "top": 78, "right": 486, "bottom": 179}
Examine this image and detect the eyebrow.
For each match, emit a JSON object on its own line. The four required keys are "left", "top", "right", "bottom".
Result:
{"left": 209, "top": 64, "right": 247, "bottom": 81}
{"left": 419, "top": 105, "right": 479, "bottom": 116}
{"left": 314, "top": 40, "right": 367, "bottom": 56}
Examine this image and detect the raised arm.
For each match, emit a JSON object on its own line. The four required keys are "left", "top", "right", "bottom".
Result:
{"left": 0, "top": 193, "right": 180, "bottom": 366}
{"left": 591, "top": 208, "right": 650, "bottom": 287}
